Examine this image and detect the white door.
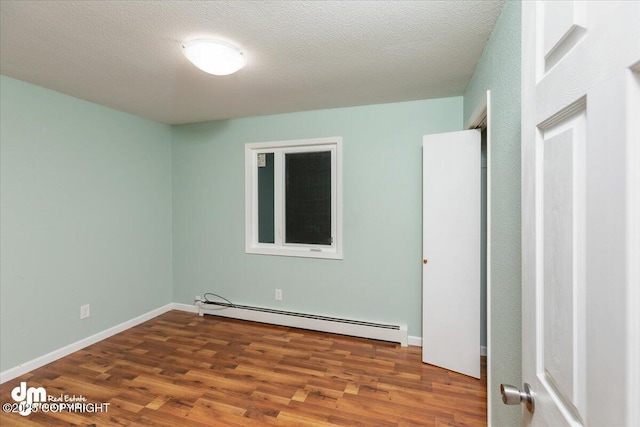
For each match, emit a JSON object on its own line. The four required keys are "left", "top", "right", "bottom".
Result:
{"left": 422, "top": 129, "right": 480, "bottom": 379}
{"left": 520, "top": 1, "right": 640, "bottom": 425}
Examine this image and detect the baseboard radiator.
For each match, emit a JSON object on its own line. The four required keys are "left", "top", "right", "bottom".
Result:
{"left": 197, "top": 301, "right": 408, "bottom": 347}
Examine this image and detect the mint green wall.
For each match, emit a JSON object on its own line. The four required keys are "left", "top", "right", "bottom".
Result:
{"left": 0, "top": 75, "right": 173, "bottom": 372}
{"left": 464, "top": 1, "right": 522, "bottom": 425}
{"left": 0, "top": 77, "right": 464, "bottom": 374}
{"left": 172, "top": 98, "right": 463, "bottom": 337}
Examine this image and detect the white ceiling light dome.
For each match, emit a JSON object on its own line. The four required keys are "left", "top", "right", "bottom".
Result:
{"left": 182, "top": 39, "right": 246, "bottom": 76}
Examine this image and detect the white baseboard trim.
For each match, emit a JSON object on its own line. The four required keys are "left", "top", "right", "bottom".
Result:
{"left": 406, "top": 337, "right": 488, "bottom": 357}
{"left": 408, "top": 335, "right": 422, "bottom": 347}
{"left": 0, "top": 304, "right": 173, "bottom": 384}
{"left": 171, "top": 302, "right": 199, "bottom": 313}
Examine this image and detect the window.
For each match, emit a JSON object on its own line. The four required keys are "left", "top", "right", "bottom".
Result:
{"left": 245, "top": 137, "right": 342, "bottom": 259}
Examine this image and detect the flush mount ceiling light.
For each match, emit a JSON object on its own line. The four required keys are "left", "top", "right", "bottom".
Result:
{"left": 182, "top": 39, "right": 246, "bottom": 76}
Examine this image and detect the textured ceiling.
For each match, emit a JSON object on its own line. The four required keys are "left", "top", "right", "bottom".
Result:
{"left": 0, "top": 1, "right": 504, "bottom": 125}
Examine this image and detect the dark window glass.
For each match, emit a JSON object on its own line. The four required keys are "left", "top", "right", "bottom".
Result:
{"left": 257, "top": 153, "right": 275, "bottom": 243}
{"left": 285, "top": 151, "right": 332, "bottom": 245}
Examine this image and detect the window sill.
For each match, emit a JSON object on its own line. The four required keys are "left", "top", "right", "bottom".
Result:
{"left": 246, "top": 245, "right": 342, "bottom": 260}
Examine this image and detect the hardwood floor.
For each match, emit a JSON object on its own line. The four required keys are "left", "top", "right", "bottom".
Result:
{"left": 0, "top": 310, "right": 486, "bottom": 426}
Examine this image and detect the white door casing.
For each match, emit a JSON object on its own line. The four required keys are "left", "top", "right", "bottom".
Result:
{"left": 521, "top": 1, "right": 640, "bottom": 426}
{"left": 423, "top": 129, "right": 481, "bottom": 379}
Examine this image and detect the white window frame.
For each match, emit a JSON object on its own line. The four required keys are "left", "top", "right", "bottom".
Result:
{"left": 245, "top": 136, "right": 343, "bottom": 259}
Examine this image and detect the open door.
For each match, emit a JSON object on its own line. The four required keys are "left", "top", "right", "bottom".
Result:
{"left": 422, "top": 129, "right": 481, "bottom": 379}
{"left": 516, "top": 1, "right": 640, "bottom": 425}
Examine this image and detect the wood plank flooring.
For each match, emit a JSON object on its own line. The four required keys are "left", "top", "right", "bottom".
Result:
{"left": 0, "top": 310, "right": 486, "bottom": 426}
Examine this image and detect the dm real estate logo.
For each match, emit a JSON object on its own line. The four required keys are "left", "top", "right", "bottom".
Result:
{"left": 4, "top": 381, "right": 110, "bottom": 417}
{"left": 10, "top": 382, "right": 46, "bottom": 416}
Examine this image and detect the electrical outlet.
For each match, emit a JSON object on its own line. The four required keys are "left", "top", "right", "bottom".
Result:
{"left": 195, "top": 295, "right": 202, "bottom": 302}
{"left": 80, "top": 304, "right": 90, "bottom": 319}
{"left": 275, "top": 289, "right": 282, "bottom": 301}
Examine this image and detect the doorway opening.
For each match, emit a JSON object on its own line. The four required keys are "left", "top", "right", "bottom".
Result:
{"left": 467, "top": 90, "right": 491, "bottom": 425}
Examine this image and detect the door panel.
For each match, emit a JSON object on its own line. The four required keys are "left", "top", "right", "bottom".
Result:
{"left": 422, "top": 129, "right": 480, "bottom": 379}
{"left": 540, "top": 108, "right": 587, "bottom": 423}
{"left": 522, "top": 1, "right": 640, "bottom": 425}
{"left": 543, "top": 1, "right": 586, "bottom": 71}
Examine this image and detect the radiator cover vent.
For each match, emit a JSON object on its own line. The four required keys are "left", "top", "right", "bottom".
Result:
{"left": 198, "top": 301, "right": 408, "bottom": 346}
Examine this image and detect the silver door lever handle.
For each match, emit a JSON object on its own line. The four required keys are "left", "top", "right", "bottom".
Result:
{"left": 500, "top": 383, "right": 535, "bottom": 413}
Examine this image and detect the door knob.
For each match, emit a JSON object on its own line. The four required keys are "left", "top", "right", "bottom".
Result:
{"left": 500, "top": 383, "right": 534, "bottom": 413}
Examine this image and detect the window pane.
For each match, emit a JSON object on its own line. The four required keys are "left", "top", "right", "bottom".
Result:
{"left": 257, "top": 152, "right": 275, "bottom": 243}
{"left": 285, "top": 151, "right": 331, "bottom": 245}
